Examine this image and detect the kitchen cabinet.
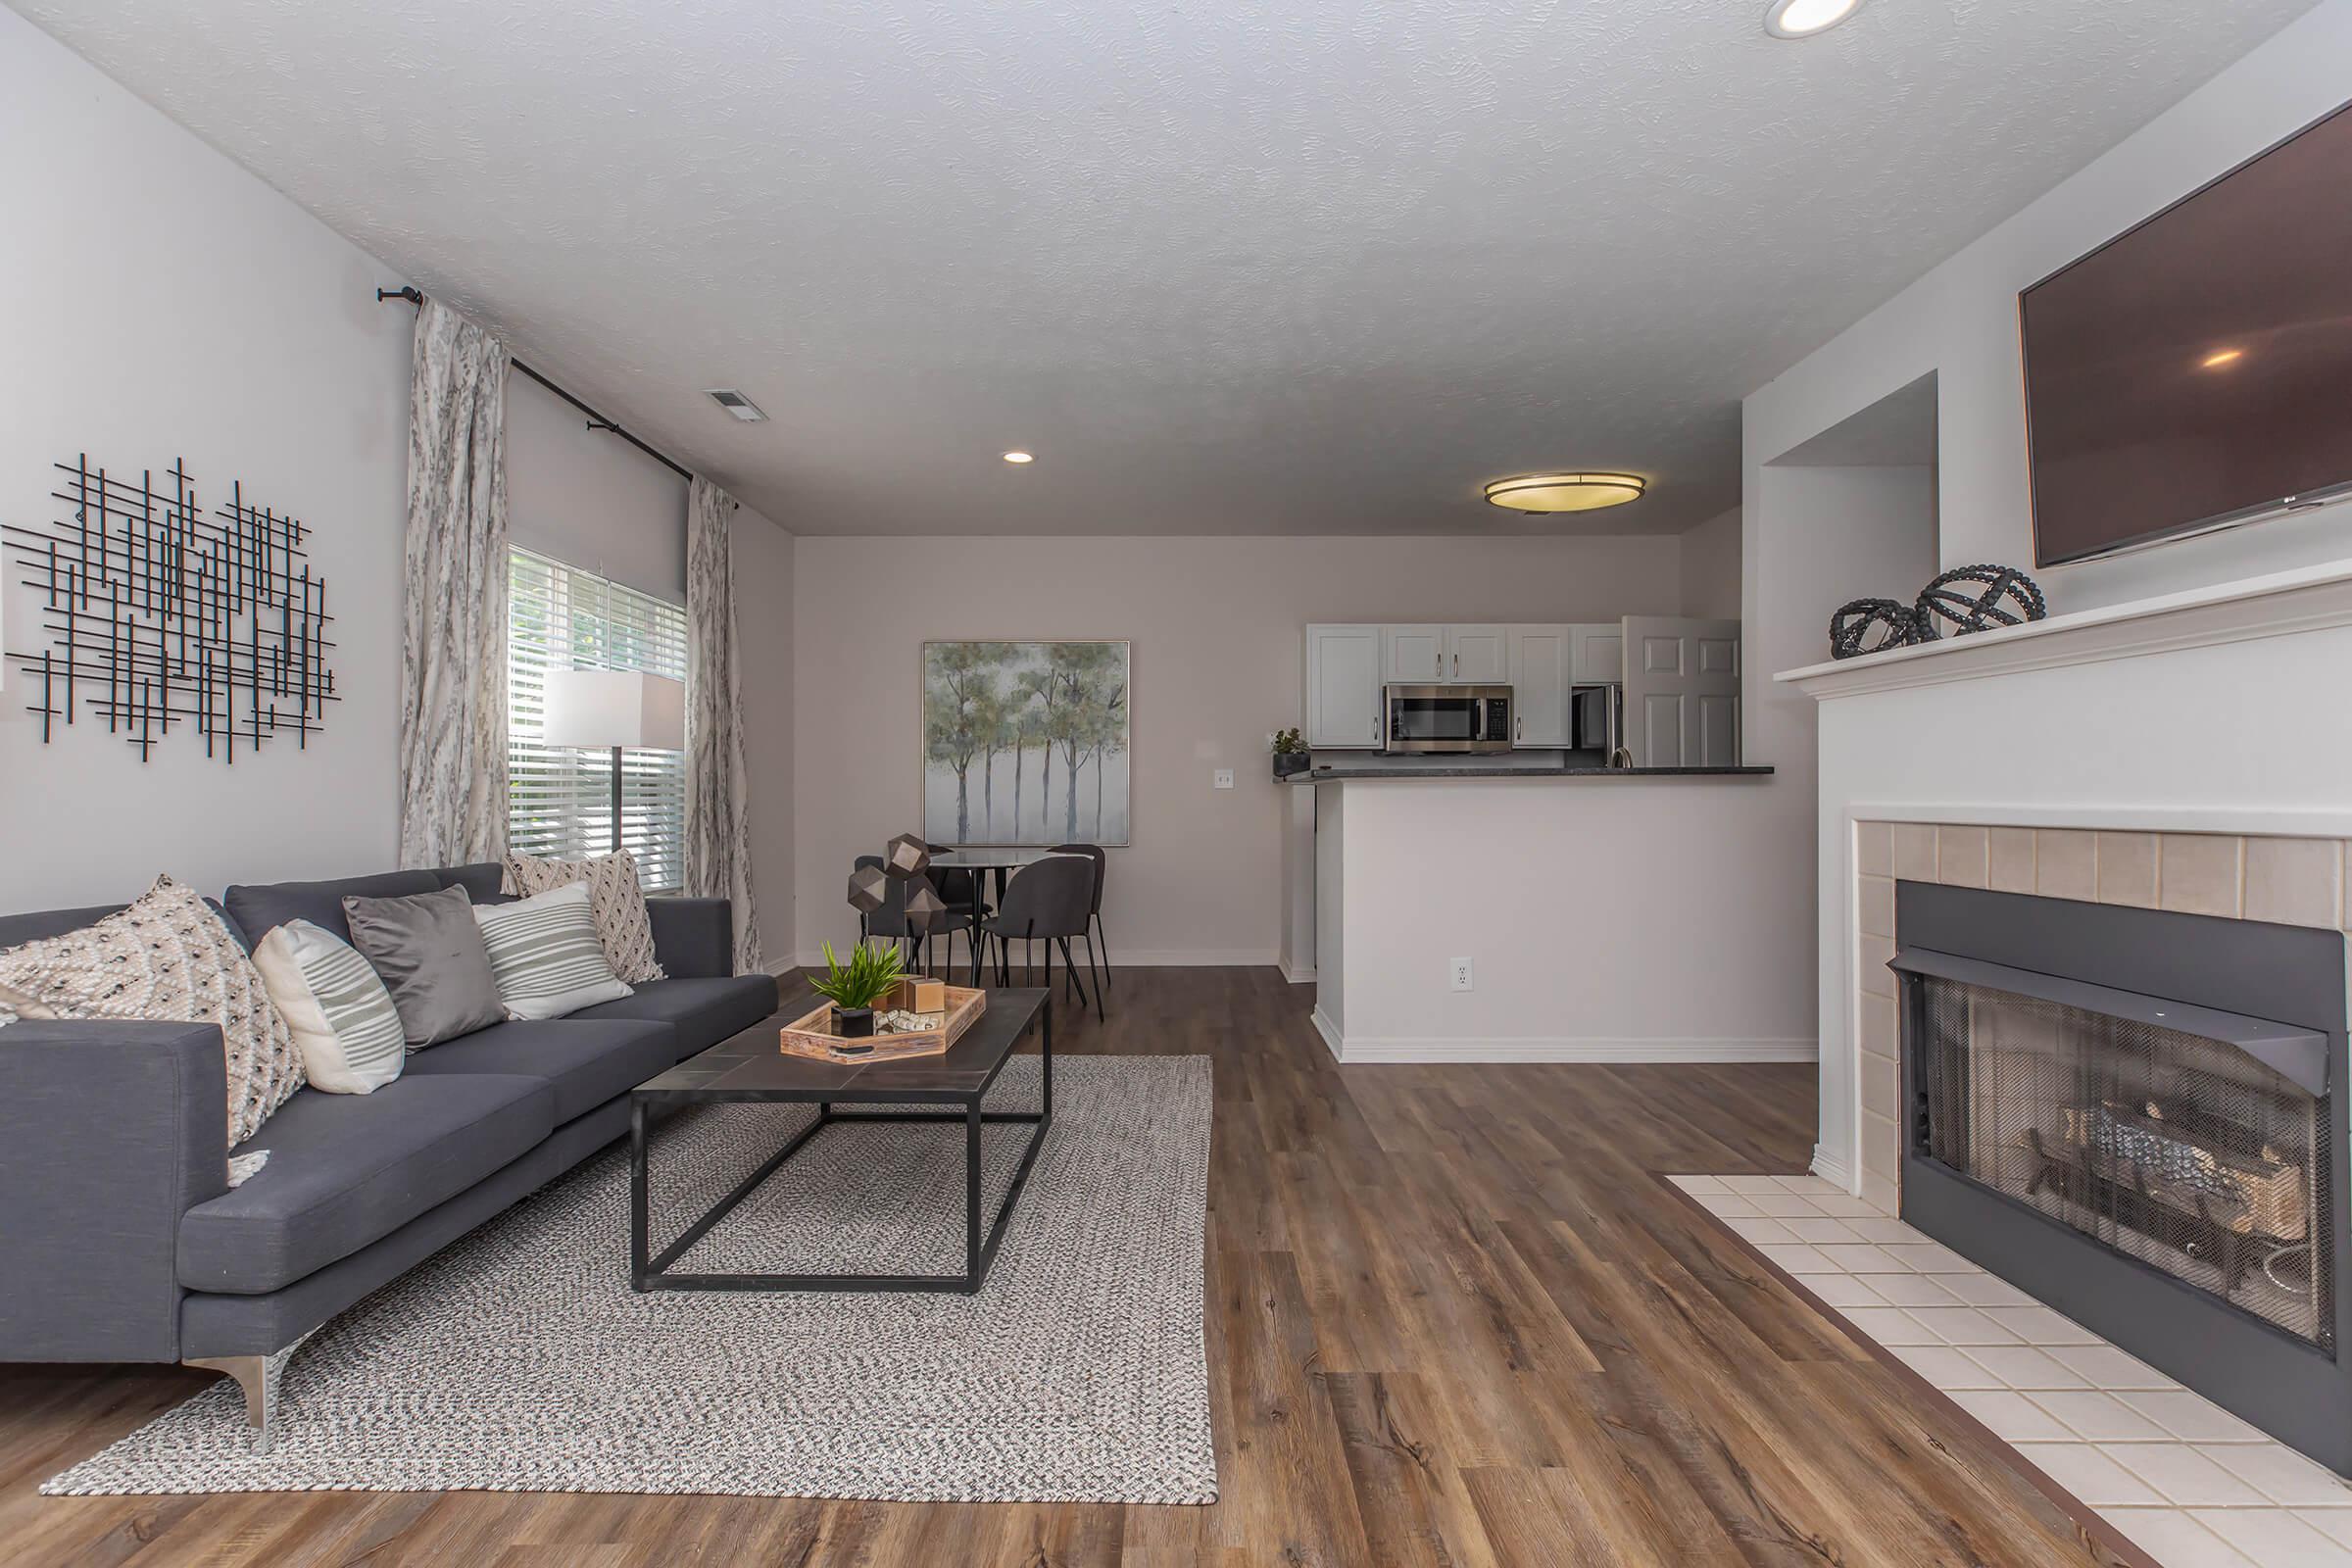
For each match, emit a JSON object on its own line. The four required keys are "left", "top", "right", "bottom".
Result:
{"left": 1381, "top": 624, "right": 1446, "bottom": 684}
{"left": 1446, "top": 624, "right": 1508, "bottom": 684}
{"left": 1570, "top": 621, "right": 1624, "bottom": 684}
{"left": 1505, "top": 625, "right": 1573, "bottom": 747}
{"left": 1304, "top": 624, "right": 1383, "bottom": 749}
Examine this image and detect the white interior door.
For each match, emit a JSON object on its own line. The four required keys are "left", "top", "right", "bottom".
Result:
{"left": 1619, "top": 616, "right": 1740, "bottom": 766}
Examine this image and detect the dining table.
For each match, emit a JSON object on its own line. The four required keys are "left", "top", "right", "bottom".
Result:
{"left": 925, "top": 846, "right": 1056, "bottom": 922}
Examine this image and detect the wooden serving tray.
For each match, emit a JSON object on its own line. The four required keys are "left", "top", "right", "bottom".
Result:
{"left": 779, "top": 985, "right": 988, "bottom": 1063}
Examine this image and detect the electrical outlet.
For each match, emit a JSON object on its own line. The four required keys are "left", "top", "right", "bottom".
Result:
{"left": 1212, "top": 768, "right": 1235, "bottom": 790}
{"left": 1449, "top": 956, "right": 1473, "bottom": 992}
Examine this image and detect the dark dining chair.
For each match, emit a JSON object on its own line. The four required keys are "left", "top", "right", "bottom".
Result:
{"left": 855, "top": 854, "right": 977, "bottom": 983}
{"left": 928, "top": 865, "right": 986, "bottom": 924}
{"left": 1050, "top": 842, "right": 1109, "bottom": 1005}
{"left": 980, "top": 854, "right": 1095, "bottom": 1010}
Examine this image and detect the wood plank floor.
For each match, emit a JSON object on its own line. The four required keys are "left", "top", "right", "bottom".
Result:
{"left": 0, "top": 966, "right": 2130, "bottom": 1566}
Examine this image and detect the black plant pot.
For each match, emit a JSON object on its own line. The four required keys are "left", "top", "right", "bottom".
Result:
{"left": 834, "top": 1005, "right": 875, "bottom": 1038}
{"left": 1273, "top": 752, "right": 1312, "bottom": 778}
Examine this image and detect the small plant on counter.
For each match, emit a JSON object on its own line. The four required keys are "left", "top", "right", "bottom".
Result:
{"left": 809, "top": 940, "right": 906, "bottom": 1038}
{"left": 1269, "top": 727, "right": 1312, "bottom": 777}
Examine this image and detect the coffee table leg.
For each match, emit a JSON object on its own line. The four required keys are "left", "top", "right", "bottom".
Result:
{"left": 1042, "top": 995, "right": 1053, "bottom": 1122}
{"left": 964, "top": 1100, "right": 983, "bottom": 1293}
{"left": 629, "top": 1098, "right": 650, "bottom": 1293}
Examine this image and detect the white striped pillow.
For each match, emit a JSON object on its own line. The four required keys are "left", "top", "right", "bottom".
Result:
{"left": 252, "top": 919, "right": 405, "bottom": 1094}
{"left": 473, "top": 882, "right": 634, "bottom": 1021}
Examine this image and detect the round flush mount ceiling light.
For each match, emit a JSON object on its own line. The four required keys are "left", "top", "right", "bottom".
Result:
{"left": 1002, "top": 450, "right": 1034, "bottom": 464}
{"left": 1483, "top": 472, "right": 1646, "bottom": 514}
{"left": 1764, "top": 0, "right": 1863, "bottom": 38}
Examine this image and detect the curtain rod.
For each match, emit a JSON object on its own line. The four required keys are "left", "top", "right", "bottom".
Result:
{"left": 376, "top": 286, "right": 696, "bottom": 483}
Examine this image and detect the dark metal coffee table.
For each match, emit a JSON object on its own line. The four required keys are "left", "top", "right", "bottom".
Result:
{"left": 629, "top": 987, "right": 1051, "bottom": 1295}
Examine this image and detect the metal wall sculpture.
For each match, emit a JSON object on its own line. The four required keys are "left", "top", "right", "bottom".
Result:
{"left": 3, "top": 456, "right": 336, "bottom": 761}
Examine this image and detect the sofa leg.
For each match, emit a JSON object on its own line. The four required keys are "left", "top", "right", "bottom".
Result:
{"left": 185, "top": 1331, "right": 309, "bottom": 1454}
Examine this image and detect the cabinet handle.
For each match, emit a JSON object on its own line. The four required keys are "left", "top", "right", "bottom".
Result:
{"left": 1451, "top": 651, "right": 1458, "bottom": 677}
{"left": 1516, "top": 714, "right": 1523, "bottom": 741}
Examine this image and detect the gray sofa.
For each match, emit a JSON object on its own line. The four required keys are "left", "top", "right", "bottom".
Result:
{"left": 0, "top": 862, "right": 778, "bottom": 1448}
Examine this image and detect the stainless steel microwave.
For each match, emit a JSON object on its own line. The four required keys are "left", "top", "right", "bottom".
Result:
{"left": 1384, "top": 684, "right": 1512, "bottom": 754}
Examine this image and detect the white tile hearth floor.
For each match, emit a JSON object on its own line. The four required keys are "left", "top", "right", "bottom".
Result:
{"left": 1670, "top": 1174, "right": 2352, "bottom": 1568}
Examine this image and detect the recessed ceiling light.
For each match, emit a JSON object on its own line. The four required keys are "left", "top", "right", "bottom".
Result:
{"left": 1002, "top": 450, "right": 1034, "bottom": 464}
{"left": 2200, "top": 347, "right": 2245, "bottom": 369}
{"left": 705, "top": 389, "right": 767, "bottom": 421}
{"left": 1483, "top": 473, "right": 1646, "bottom": 514}
{"left": 1764, "top": 0, "right": 1862, "bottom": 38}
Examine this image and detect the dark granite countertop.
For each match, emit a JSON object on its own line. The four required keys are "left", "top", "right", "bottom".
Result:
{"left": 1284, "top": 761, "right": 1774, "bottom": 781}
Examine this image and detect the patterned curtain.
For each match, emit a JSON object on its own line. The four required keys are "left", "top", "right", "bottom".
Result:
{"left": 397, "top": 299, "right": 511, "bottom": 868}
{"left": 684, "top": 477, "right": 762, "bottom": 973}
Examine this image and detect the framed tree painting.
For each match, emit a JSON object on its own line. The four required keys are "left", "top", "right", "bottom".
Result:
{"left": 922, "top": 641, "right": 1129, "bottom": 846}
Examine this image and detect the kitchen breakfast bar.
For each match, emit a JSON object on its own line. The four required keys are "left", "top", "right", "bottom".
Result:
{"left": 1278, "top": 761, "right": 1807, "bottom": 1065}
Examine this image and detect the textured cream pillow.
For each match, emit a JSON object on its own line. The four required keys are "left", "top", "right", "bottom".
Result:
{"left": 0, "top": 875, "right": 304, "bottom": 1148}
{"left": 504, "top": 851, "right": 666, "bottom": 984}
{"left": 253, "top": 919, "right": 406, "bottom": 1093}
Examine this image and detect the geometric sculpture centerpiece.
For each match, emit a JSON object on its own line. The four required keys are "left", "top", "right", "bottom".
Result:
{"left": 3, "top": 455, "right": 336, "bottom": 761}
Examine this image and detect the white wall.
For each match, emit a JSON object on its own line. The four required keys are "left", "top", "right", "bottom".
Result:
{"left": 1744, "top": 0, "right": 2352, "bottom": 617}
{"left": 1744, "top": 1, "right": 2352, "bottom": 1174}
{"left": 0, "top": 6, "right": 412, "bottom": 912}
{"left": 1678, "top": 506, "right": 1743, "bottom": 620}
{"left": 788, "top": 533, "right": 1683, "bottom": 964}
{"left": 0, "top": 5, "right": 797, "bottom": 951}
{"left": 1314, "top": 776, "right": 1813, "bottom": 1060}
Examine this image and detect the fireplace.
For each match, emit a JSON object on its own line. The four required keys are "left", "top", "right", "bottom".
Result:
{"left": 1893, "top": 882, "right": 2352, "bottom": 1471}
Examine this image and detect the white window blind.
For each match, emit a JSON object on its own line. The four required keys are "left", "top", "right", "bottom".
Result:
{"left": 507, "top": 549, "right": 688, "bottom": 891}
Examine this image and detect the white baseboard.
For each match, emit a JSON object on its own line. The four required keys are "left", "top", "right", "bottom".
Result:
{"left": 1309, "top": 1005, "right": 1346, "bottom": 1061}
{"left": 1810, "top": 1144, "right": 1855, "bottom": 1193}
{"left": 1279, "top": 959, "right": 1316, "bottom": 984}
{"left": 790, "top": 948, "right": 1278, "bottom": 970}
{"left": 1323, "top": 1035, "right": 1820, "bottom": 1064}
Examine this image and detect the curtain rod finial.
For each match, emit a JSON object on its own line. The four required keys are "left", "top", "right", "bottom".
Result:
{"left": 375, "top": 286, "right": 422, "bottom": 306}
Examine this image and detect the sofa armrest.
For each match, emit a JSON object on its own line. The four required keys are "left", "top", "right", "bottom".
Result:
{"left": 0, "top": 1019, "right": 227, "bottom": 1361}
{"left": 647, "top": 897, "right": 734, "bottom": 978}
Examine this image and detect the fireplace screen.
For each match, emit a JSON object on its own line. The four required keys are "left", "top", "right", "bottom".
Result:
{"left": 1914, "top": 976, "right": 2332, "bottom": 1349}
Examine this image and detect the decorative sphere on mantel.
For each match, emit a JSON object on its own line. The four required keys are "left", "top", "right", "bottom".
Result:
{"left": 1829, "top": 598, "right": 1923, "bottom": 660}
{"left": 1915, "top": 564, "right": 2047, "bottom": 641}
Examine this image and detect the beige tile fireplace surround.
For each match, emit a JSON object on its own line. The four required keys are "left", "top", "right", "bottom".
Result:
{"left": 1847, "top": 820, "right": 2352, "bottom": 1214}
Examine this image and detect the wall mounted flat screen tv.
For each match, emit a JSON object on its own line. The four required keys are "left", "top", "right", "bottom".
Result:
{"left": 2020, "top": 100, "right": 2352, "bottom": 566}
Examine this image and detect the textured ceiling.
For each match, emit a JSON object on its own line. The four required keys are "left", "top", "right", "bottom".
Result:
{"left": 13, "top": 0, "right": 2318, "bottom": 535}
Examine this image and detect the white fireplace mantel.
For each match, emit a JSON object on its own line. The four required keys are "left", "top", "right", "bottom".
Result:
{"left": 1768, "top": 555, "right": 2352, "bottom": 1205}
{"left": 1775, "top": 558, "right": 2352, "bottom": 700}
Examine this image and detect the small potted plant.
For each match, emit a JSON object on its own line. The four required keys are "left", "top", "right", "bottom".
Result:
{"left": 1269, "top": 727, "right": 1311, "bottom": 777}
{"left": 809, "top": 940, "right": 906, "bottom": 1039}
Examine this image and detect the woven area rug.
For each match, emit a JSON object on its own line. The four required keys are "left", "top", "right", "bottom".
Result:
{"left": 47, "top": 1054, "right": 1215, "bottom": 1502}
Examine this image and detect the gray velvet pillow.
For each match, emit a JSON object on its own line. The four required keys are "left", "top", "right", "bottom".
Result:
{"left": 341, "top": 884, "right": 504, "bottom": 1048}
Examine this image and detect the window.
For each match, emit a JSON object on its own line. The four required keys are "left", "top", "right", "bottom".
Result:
{"left": 507, "top": 549, "right": 688, "bottom": 891}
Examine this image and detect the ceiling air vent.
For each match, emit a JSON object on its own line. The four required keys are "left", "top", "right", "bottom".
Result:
{"left": 706, "top": 389, "right": 767, "bottom": 422}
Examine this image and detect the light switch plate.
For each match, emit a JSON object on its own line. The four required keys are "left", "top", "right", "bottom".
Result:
{"left": 1213, "top": 768, "right": 1235, "bottom": 790}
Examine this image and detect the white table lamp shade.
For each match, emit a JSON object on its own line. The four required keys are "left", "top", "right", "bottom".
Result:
{"left": 540, "top": 668, "right": 686, "bottom": 751}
